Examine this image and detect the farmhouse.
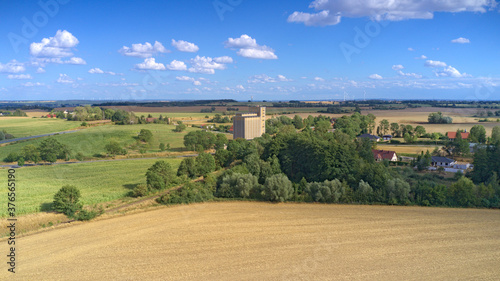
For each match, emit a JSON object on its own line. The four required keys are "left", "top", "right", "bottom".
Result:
{"left": 431, "top": 156, "right": 457, "bottom": 167}
{"left": 145, "top": 117, "right": 157, "bottom": 123}
{"left": 447, "top": 131, "right": 469, "bottom": 141}
{"left": 358, "top": 134, "right": 380, "bottom": 142}
{"left": 372, "top": 149, "right": 398, "bottom": 162}
{"left": 382, "top": 134, "right": 393, "bottom": 141}
{"left": 233, "top": 106, "right": 265, "bottom": 140}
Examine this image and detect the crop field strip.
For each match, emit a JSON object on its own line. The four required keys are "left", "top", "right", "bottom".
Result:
{"left": 3, "top": 202, "right": 499, "bottom": 280}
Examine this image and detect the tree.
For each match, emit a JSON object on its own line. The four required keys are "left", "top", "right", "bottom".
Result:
{"left": 492, "top": 126, "right": 500, "bottom": 144}
{"left": 314, "top": 120, "right": 331, "bottom": 134}
{"left": 17, "top": 158, "right": 25, "bottom": 167}
{"left": 305, "top": 179, "right": 345, "bottom": 203}
{"left": 173, "top": 123, "right": 186, "bottom": 132}
{"left": 0, "top": 131, "right": 5, "bottom": 140}
{"left": 146, "top": 161, "right": 175, "bottom": 190}
{"left": 22, "top": 144, "right": 41, "bottom": 163}
{"left": 39, "top": 138, "right": 70, "bottom": 162}
{"left": 196, "top": 153, "right": 216, "bottom": 177}
{"left": 264, "top": 174, "right": 293, "bottom": 202}
{"left": 159, "top": 143, "right": 166, "bottom": 151}
{"left": 177, "top": 157, "right": 198, "bottom": 178}
{"left": 431, "top": 132, "right": 440, "bottom": 145}
{"left": 414, "top": 126, "right": 426, "bottom": 138}
{"left": 184, "top": 130, "right": 216, "bottom": 151}
{"left": 53, "top": 185, "right": 81, "bottom": 217}
{"left": 218, "top": 173, "right": 260, "bottom": 198}
{"left": 385, "top": 178, "right": 411, "bottom": 204}
{"left": 215, "top": 149, "right": 233, "bottom": 168}
{"left": 138, "top": 129, "right": 153, "bottom": 143}
{"left": 390, "top": 123, "right": 400, "bottom": 137}
{"left": 404, "top": 133, "right": 416, "bottom": 144}
{"left": 379, "top": 119, "right": 390, "bottom": 135}
{"left": 293, "top": 115, "right": 304, "bottom": 129}
{"left": 448, "top": 177, "right": 476, "bottom": 207}
{"left": 428, "top": 112, "right": 452, "bottom": 124}
{"left": 105, "top": 141, "right": 127, "bottom": 156}
{"left": 357, "top": 180, "right": 373, "bottom": 203}
{"left": 469, "top": 125, "right": 486, "bottom": 143}
{"left": 452, "top": 130, "right": 469, "bottom": 156}
{"left": 215, "top": 133, "right": 228, "bottom": 151}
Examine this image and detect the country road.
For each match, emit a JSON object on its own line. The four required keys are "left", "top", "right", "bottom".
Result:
{"left": 0, "top": 129, "right": 81, "bottom": 145}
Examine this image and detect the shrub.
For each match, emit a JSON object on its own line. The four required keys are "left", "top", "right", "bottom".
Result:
{"left": 159, "top": 143, "right": 166, "bottom": 151}
{"left": 130, "top": 184, "right": 150, "bottom": 197}
{"left": 390, "top": 139, "right": 401, "bottom": 144}
{"left": 17, "top": 158, "right": 25, "bottom": 167}
{"left": 105, "top": 141, "right": 127, "bottom": 156}
{"left": 4, "top": 152, "right": 20, "bottom": 163}
{"left": 138, "top": 129, "right": 153, "bottom": 143}
{"left": 52, "top": 185, "right": 82, "bottom": 217}
{"left": 218, "top": 173, "right": 260, "bottom": 198}
{"left": 75, "top": 206, "right": 103, "bottom": 221}
{"left": 75, "top": 152, "right": 84, "bottom": 161}
{"left": 264, "top": 174, "right": 293, "bottom": 202}
{"left": 146, "top": 160, "right": 175, "bottom": 190}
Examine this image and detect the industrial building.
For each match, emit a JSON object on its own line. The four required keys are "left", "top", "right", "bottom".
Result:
{"left": 233, "top": 106, "right": 266, "bottom": 140}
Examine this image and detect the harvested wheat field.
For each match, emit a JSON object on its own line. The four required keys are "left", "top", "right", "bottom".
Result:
{"left": 5, "top": 202, "right": 500, "bottom": 280}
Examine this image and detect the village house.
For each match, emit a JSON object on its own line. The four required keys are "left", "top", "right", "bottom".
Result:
{"left": 372, "top": 149, "right": 398, "bottom": 162}
{"left": 358, "top": 134, "right": 380, "bottom": 142}
{"left": 431, "top": 156, "right": 457, "bottom": 167}
{"left": 145, "top": 117, "right": 157, "bottom": 123}
{"left": 382, "top": 134, "right": 393, "bottom": 141}
{"left": 447, "top": 131, "right": 469, "bottom": 141}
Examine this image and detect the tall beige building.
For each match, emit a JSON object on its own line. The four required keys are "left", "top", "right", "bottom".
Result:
{"left": 233, "top": 106, "right": 266, "bottom": 140}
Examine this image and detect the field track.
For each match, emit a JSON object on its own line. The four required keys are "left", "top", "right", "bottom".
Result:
{"left": 4, "top": 202, "right": 500, "bottom": 280}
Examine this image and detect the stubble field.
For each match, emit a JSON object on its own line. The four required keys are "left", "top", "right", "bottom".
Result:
{"left": 6, "top": 202, "right": 500, "bottom": 280}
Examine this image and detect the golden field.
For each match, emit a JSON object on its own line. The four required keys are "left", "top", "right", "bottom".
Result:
{"left": 4, "top": 202, "right": 500, "bottom": 280}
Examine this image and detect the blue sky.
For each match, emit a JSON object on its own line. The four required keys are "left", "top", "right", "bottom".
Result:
{"left": 0, "top": 0, "right": 499, "bottom": 101}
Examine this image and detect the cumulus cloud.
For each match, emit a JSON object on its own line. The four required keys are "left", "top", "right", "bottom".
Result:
{"left": 57, "top": 74, "right": 74, "bottom": 84}
{"left": 451, "top": 37, "right": 471, "bottom": 43}
{"left": 36, "top": 67, "right": 46, "bottom": 73}
{"left": 425, "top": 60, "right": 447, "bottom": 67}
{"left": 248, "top": 74, "right": 292, "bottom": 83}
{"left": 134, "top": 58, "right": 166, "bottom": 70}
{"left": 119, "top": 41, "right": 168, "bottom": 58}
{"left": 314, "top": 77, "right": 325, "bottom": 81}
{"left": 188, "top": 56, "right": 227, "bottom": 74}
{"left": 369, "top": 74, "right": 383, "bottom": 80}
{"left": 415, "top": 55, "right": 428, "bottom": 59}
{"left": 7, "top": 74, "right": 32, "bottom": 80}
{"left": 193, "top": 80, "right": 202, "bottom": 86}
{"left": 392, "top": 65, "right": 404, "bottom": 71}
{"left": 408, "top": 47, "right": 415, "bottom": 51}
{"left": 30, "top": 30, "right": 79, "bottom": 57}
{"left": 171, "top": 39, "right": 199, "bottom": 52}
{"left": 33, "top": 57, "right": 86, "bottom": 65}
{"left": 166, "top": 60, "right": 187, "bottom": 71}
{"left": 435, "top": 66, "right": 470, "bottom": 78}
{"left": 0, "top": 60, "right": 25, "bottom": 73}
{"left": 23, "top": 82, "right": 44, "bottom": 87}
{"left": 288, "top": 0, "right": 496, "bottom": 26}
{"left": 236, "top": 85, "right": 245, "bottom": 90}
{"left": 176, "top": 76, "right": 194, "bottom": 81}
{"left": 225, "top": 34, "right": 277, "bottom": 59}
{"left": 213, "top": 56, "right": 233, "bottom": 64}
{"left": 88, "top": 68, "right": 118, "bottom": 75}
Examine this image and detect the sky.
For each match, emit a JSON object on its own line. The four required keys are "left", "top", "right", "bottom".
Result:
{"left": 0, "top": 0, "right": 499, "bottom": 101}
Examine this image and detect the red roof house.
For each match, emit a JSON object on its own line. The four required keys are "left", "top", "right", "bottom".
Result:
{"left": 372, "top": 149, "right": 398, "bottom": 162}
{"left": 447, "top": 132, "right": 469, "bottom": 140}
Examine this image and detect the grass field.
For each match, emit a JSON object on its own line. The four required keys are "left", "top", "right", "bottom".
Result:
{"left": 0, "top": 158, "right": 183, "bottom": 217}
{"left": 376, "top": 144, "right": 442, "bottom": 155}
{"left": 0, "top": 117, "right": 81, "bottom": 137}
{"left": 0, "top": 123, "right": 204, "bottom": 162}
{"left": 5, "top": 202, "right": 500, "bottom": 280}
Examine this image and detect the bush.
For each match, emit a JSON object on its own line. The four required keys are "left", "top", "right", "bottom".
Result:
{"left": 75, "top": 152, "right": 84, "bottom": 161}
{"left": 218, "top": 173, "right": 260, "bottom": 198}
{"left": 264, "top": 174, "right": 293, "bottom": 202}
{"left": 4, "top": 152, "right": 20, "bottom": 163}
{"left": 146, "top": 160, "right": 175, "bottom": 190}
{"left": 75, "top": 206, "right": 103, "bottom": 221}
{"left": 105, "top": 141, "right": 127, "bottom": 156}
{"left": 390, "top": 139, "right": 401, "bottom": 144}
{"left": 17, "top": 158, "right": 25, "bottom": 167}
{"left": 138, "top": 129, "right": 153, "bottom": 143}
{"left": 130, "top": 184, "right": 150, "bottom": 197}
{"left": 157, "top": 182, "right": 213, "bottom": 205}
{"left": 159, "top": 143, "right": 166, "bottom": 151}
{"left": 52, "top": 185, "right": 82, "bottom": 217}
{"left": 81, "top": 122, "right": 88, "bottom": 127}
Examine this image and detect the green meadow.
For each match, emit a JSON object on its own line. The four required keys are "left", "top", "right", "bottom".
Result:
{"left": 0, "top": 158, "right": 183, "bottom": 217}
{"left": 0, "top": 117, "right": 81, "bottom": 137}
{"left": 0, "top": 123, "right": 202, "bottom": 161}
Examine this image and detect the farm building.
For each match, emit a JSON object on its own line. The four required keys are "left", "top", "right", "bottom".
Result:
{"left": 382, "top": 135, "right": 392, "bottom": 141}
{"left": 358, "top": 134, "right": 380, "bottom": 142}
{"left": 145, "top": 117, "right": 157, "bottom": 123}
{"left": 372, "top": 150, "right": 398, "bottom": 162}
{"left": 447, "top": 131, "right": 469, "bottom": 141}
{"left": 233, "top": 106, "right": 265, "bottom": 140}
{"left": 431, "top": 156, "right": 457, "bottom": 167}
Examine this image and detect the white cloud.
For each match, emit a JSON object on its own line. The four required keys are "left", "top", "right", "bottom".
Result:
{"left": 435, "top": 66, "right": 470, "bottom": 78}
{"left": 66, "top": 57, "right": 86, "bottom": 65}
{"left": 288, "top": 0, "right": 496, "bottom": 26}
{"left": 225, "top": 34, "right": 277, "bottom": 59}
{"left": 30, "top": 30, "right": 80, "bottom": 58}
{"left": 119, "top": 41, "right": 168, "bottom": 58}
{"left": 277, "top": 75, "right": 292, "bottom": 82}
{"left": 314, "top": 77, "right": 325, "bottom": 81}
{"left": 88, "top": 68, "right": 118, "bottom": 75}
{"left": 369, "top": 74, "right": 383, "bottom": 80}
{"left": 0, "top": 60, "right": 25, "bottom": 73}
{"left": 166, "top": 60, "right": 187, "bottom": 71}
{"left": 7, "top": 74, "right": 32, "bottom": 80}
{"left": 23, "top": 82, "right": 44, "bottom": 87}
{"left": 188, "top": 56, "right": 227, "bottom": 74}
{"left": 134, "top": 58, "right": 166, "bottom": 70}
{"left": 171, "top": 39, "right": 199, "bottom": 52}
{"left": 408, "top": 47, "right": 415, "bottom": 51}
{"left": 425, "top": 60, "right": 447, "bottom": 67}
{"left": 36, "top": 67, "right": 46, "bottom": 73}
{"left": 57, "top": 74, "right": 74, "bottom": 84}
{"left": 392, "top": 65, "right": 404, "bottom": 71}
{"left": 415, "top": 55, "right": 428, "bottom": 60}
{"left": 33, "top": 57, "right": 86, "bottom": 65}
{"left": 176, "top": 76, "right": 194, "bottom": 81}
{"left": 213, "top": 56, "right": 233, "bottom": 64}
{"left": 193, "top": 80, "right": 202, "bottom": 86}
{"left": 248, "top": 74, "right": 292, "bottom": 83}
{"left": 451, "top": 37, "right": 471, "bottom": 44}
{"left": 236, "top": 85, "right": 245, "bottom": 90}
